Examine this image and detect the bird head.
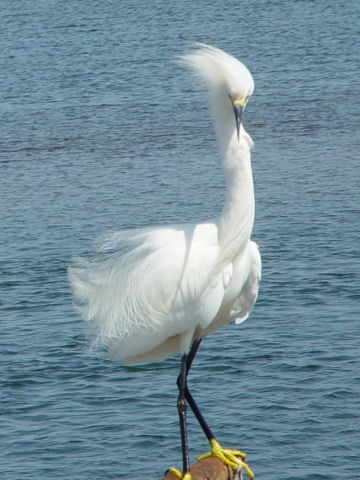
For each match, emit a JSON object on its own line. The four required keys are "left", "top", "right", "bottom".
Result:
{"left": 179, "top": 44, "right": 254, "bottom": 142}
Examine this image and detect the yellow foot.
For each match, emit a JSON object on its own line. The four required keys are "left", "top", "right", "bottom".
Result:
{"left": 198, "top": 438, "right": 254, "bottom": 479}
{"left": 167, "top": 467, "right": 191, "bottom": 480}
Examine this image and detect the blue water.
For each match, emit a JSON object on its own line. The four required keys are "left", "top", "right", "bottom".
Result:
{"left": 1, "top": 1, "right": 359, "bottom": 479}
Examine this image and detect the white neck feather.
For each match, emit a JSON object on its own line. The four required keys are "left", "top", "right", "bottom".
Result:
{"left": 213, "top": 99, "right": 255, "bottom": 261}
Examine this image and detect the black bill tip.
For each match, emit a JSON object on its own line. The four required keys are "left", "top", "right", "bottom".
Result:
{"left": 232, "top": 103, "right": 244, "bottom": 142}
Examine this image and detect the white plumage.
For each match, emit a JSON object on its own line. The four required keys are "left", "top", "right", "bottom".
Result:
{"left": 68, "top": 44, "right": 261, "bottom": 366}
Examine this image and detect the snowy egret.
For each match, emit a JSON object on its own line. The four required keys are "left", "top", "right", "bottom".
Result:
{"left": 68, "top": 44, "right": 261, "bottom": 480}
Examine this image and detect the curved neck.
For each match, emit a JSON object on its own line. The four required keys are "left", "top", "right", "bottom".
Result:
{"left": 216, "top": 117, "right": 255, "bottom": 261}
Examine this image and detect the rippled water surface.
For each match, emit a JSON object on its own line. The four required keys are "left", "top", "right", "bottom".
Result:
{"left": 1, "top": 1, "right": 359, "bottom": 479}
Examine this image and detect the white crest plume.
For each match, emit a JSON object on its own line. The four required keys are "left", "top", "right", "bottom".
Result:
{"left": 179, "top": 43, "right": 254, "bottom": 100}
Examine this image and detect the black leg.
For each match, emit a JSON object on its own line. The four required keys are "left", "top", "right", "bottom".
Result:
{"left": 178, "top": 340, "right": 255, "bottom": 480}
{"left": 184, "top": 339, "right": 215, "bottom": 442}
{"left": 185, "top": 338, "right": 201, "bottom": 371}
{"left": 177, "top": 353, "right": 190, "bottom": 475}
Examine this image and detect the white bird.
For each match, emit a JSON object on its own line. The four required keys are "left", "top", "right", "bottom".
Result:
{"left": 68, "top": 44, "right": 261, "bottom": 480}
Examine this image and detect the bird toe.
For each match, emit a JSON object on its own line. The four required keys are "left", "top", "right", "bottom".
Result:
{"left": 198, "top": 439, "right": 254, "bottom": 479}
{"left": 166, "top": 467, "right": 191, "bottom": 480}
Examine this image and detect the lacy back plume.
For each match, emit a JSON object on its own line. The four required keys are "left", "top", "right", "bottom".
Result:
{"left": 68, "top": 227, "right": 178, "bottom": 355}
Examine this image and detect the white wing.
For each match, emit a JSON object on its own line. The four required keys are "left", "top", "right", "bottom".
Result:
{"left": 231, "top": 241, "right": 261, "bottom": 324}
{"left": 68, "top": 222, "right": 232, "bottom": 361}
{"left": 197, "top": 240, "right": 261, "bottom": 337}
